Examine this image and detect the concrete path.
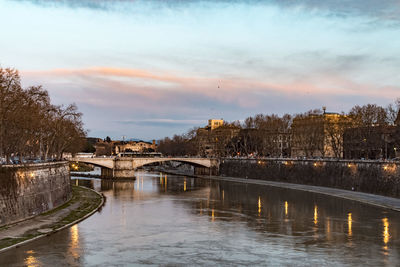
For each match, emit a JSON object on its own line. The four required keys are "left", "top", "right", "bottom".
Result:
{"left": 0, "top": 186, "right": 104, "bottom": 252}
{"left": 0, "top": 201, "right": 81, "bottom": 239}
{"left": 197, "top": 175, "right": 400, "bottom": 212}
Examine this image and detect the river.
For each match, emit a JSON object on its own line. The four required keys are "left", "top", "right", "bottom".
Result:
{"left": 1, "top": 171, "right": 399, "bottom": 266}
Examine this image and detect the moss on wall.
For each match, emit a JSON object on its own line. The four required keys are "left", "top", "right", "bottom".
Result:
{"left": 0, "top": 162, "right": 71, "bottom": 226}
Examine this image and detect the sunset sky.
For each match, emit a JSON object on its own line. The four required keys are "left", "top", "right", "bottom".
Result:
{"left": 1, "top": 0, "right": 400, "bottom": 140}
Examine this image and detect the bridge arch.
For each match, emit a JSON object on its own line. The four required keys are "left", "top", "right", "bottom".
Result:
{"left": 69, "top": 157, "right": 219, "bottom": 178}
{"left": 69, "top": 158, "right": 114, "bottom": 169}
{"left": 131, "top": 158, "right": 213, "bottom": 169}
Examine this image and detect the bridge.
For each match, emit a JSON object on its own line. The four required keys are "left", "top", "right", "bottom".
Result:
{"left": 69, "top": 157, "right": 220, "bottom": 178}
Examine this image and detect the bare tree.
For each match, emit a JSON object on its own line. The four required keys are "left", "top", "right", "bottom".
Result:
{"left": 349, "top": 104, "right": 388, "bottom": 127}
{"left": 0, "top": 68, "right": 86, "bottom": 163}
{"left": 386, "top": 98, "right": 400, "bottom": 125}
{"left": 291, "top": 110, "right": 325, "bottom": 158}
{"left": 324, "top": 114, "right": 352, "bottom": 158}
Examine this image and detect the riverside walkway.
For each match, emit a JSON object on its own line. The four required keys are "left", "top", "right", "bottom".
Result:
{"left": 0, "top": 186, "right": 104, "bottom": 252}
{"left": 198, "top": 175, "right": 400, "bottom": 212}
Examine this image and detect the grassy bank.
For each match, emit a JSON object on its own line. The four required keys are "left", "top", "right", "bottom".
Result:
{"left": 0, "top": 185, "right": 103, "bottom": 251}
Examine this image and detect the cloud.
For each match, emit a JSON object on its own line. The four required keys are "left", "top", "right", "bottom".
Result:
{"left": 21, "top": 65, "right": 400, "bottom": 139}
{"left": 16, "top": 0, "right": 400, "bottom": 23}
{"left": 117, "top": 119, "right": 205, "bottom": 128}
{"left": 23, "top": 66, "right": 400, "bottom": 107}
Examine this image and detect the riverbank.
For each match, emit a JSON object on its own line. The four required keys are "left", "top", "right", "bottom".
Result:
{"left": 161, "top": 169, "right": 400, "bottom": 212}
{"left": 0, "top": 185, "right": 104, "bottom": 253}
{"left": 70, "top": 172, "right": 102, "bottom": 178}
{"left": 0, "top": 162, "right": 71, "bottom": 226}
{"left": 220, "top": 159, "right": 400, "bottom": 198}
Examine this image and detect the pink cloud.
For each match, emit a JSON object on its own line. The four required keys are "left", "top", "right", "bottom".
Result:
{"left": 22, "top": 67, "right": 399, "bottom": 109}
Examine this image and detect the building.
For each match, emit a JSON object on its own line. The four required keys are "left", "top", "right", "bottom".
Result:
{"left": 343, "top": 126, "right": 397, "bottom": 159}
{"left": 94, "top": 141, "right": 113, "bottom": 156}
{"left": 232, "top": 128, "right": 291, "bottom": 157}
{"left": 291, "top": 108, "right": 350, "bottom": 158}
{"left": 342, "top": 110, "right": 400, "bottom": 160}
{"left": 114, "top": 140, "right": 156, "bottom": 154}
{"left": 208, "top": 119, "right": 224, "bottom": 130}
{"left": 196, "top": 119, "right": 240, "bottom": 157}
{"left": 95, "top": 139, "right": 157, "bottom": 156}
{"left": 266, "top": 131, "right": 291, "bottom": 157}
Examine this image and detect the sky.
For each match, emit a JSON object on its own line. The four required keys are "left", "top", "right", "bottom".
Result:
{"left": 1, "top": 0, "right": 400, "bottom": 140}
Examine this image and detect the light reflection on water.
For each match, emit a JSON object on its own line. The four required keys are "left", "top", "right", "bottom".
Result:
{"left": 314, "top": 205, "right": 318, "bottom": 225}
{"left": 24, "top": 250, "right": 39, "bottom": 267}
{"left": 383, "top": 218, "right": 390, "bottom": 245}
{"left": 348, "top": 212, "right": 353, "bottom": 237}
{"left": 0, "top": 171, "right": 399, "bottom": 266}
{"left": 285, "top": 200, "right": 288, "bottom": 216}
{"left": 69, "top": 225, "right": 80, "bottom": 259}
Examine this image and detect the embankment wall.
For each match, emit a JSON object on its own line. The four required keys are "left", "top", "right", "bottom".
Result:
{"left": 0, "top": 162, "right": 71, "bottom": 226}
{"left": 220, "top": 159, "right": 400, "bottom": 198}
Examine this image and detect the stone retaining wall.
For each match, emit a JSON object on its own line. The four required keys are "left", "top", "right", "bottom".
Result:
{"left": 220, "top": 159, "right": 400, "bottom": 198}
{"left": 0, "top": 162, "right": 71, "bottom": 226}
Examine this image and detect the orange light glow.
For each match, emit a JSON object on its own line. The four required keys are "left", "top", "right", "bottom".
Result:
{"left": 348, "top": 213, "right": 352, "bottom": 237}
{"left": 285, "top": 201, "right": 288, "bottom": 216}
{"left": 314, "top": 206, "right": 318, "bottom": 225}
{"left": 383, "top": 218, "right": 390, "bottom": 244}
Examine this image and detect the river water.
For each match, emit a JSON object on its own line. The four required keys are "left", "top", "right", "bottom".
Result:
{"left": 1, "top": 171, "right": 399, "bottom": 266}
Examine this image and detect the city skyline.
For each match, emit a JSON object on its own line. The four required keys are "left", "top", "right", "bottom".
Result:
{"left": 1, "top": 0, "right": 399, "bottom": 139}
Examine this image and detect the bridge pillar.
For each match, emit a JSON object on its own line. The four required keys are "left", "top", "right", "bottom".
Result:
{"left": 194, "top": 166, "right": 219, "bottom": 176}
{"left": 112, "top": 158, "right": 135, "bottom": 179}
{"left": 194, "top": 159, "right": 220, "bottom": 176}
{"left": 98, "top": 158, "right": 135, "bottom": 179}
{"left": 101, "top": 168, "right": 114, "bottom": 178}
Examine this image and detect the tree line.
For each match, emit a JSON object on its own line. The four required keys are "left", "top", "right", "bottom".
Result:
{"left": 0, "top": 68, "right": 86, "bottom": 164}
{"left": 157, "top": 101, "right": 400, "bottom": 157}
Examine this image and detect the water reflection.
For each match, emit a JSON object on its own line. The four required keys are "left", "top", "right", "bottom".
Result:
{"left": 24, "top": 250, "right": 39, "bottom": 267}
{"left": 285, "top": 201, "right": 288, "bottom": 216}
{"left": 326, "top": 218, "right": 331, "bottom": 241}
{"left": 1, "top": 171, "right": 399, "bottom": 266}
{"left": 165, "top": 174, "right": 167, "bottom": 191}
{"left": 348, "top": 213, "right": 353, "bottom": 237}
{"left": 68, "top": 225, "right": 80, "bottom": 260}
{"left": 314, "top": 205, "right": 318, "bottom": 225}
{"left": 383, "top": 218, "right": 390, "bottom": 245}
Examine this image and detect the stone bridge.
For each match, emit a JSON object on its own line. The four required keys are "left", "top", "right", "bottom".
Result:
{"left": 69, "top": 157, "right": 219, "bottom": 178}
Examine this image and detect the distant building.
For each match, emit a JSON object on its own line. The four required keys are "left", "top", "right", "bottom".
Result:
{"left": 94, "top": 139, "right": 157, "bottom": 156}
{"left": 208, "top": 119, "right": 224, "bottom": 130}
{"left": 94, "top": 141, "right": 113, "bottom": 156}
{"left": 291, "top": 109, "right": 350, "bottom": 158}
{"left": 264, "top": 131, "right": 291, "bottom": 157}
{"left": 196, "top": 119, "right": 240, "bottom": 157}
{"left": 343, "top": 111, "right": 400, "bottom": 160}
{"left": 114, "top": 140, "right": 156, "bottom": 154}
{"left": 234, "top": 128, "right": 291, "bottom": 158}
{"left": 343, "top": 126, "right": 397, "bottom": 159}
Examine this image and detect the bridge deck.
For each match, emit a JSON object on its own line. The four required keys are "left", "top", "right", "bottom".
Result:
{"left": 69, "top": 157, "right": 217, "bottom": 169}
